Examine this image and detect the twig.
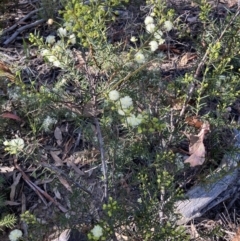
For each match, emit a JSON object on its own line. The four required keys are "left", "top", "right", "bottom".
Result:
{"left": 179, "top": 7, "right": 240, "bottom": 117}
{"left": 110, "top": 59, "right": 156, "bottom": 90}
{"left": 40, "top": 161, "right": 92, "bottom": 196}
{"left": 94, "top": 117, "right": 108, "bottom": 201}
{"left": 1, "top": 8, "right": 43, "bottom": 36}
{"left": 13, "top": 158, "right": 68, "bottom": 212}
{"left": 3, "top": 19, "right": 45, "bottom": 45}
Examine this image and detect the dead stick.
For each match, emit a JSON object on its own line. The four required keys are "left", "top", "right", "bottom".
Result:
{"left": 40, "top": 161, "right": 92, "bottom": 196}
{"left": 94, "top": 117, "right": 108, "bottom": 200}
{"left": 1, "top": 8, "right": 43, "bottom": 36}
{"left": 3, "top": 19, "right": 45, "bottom": 45}
{"left": 14, "top": 158, "right": 68, "bottom": 212}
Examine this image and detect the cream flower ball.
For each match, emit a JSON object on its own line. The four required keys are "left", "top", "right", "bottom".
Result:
{"left": 154, "top": 30, "right": 163, "bottom": 40}
{"left": 118, "top": 109, "right": 126, "bottom": 116}
{"left": 146, "top": 23, "right": 156, "bottom": 33}
{"left": 47, "top": 18, "right": 53, "bottom": 25}
{"left": 144, "top": 16, "right": 154, "bottom": 25}
{"left": 46, "top": 35, "right": 55, "bottom": 44}
{"left": 134, "top": 52, "right": 145, "bottom": 64}
{"left": 130, "top": 36, "right": 138, "bottom": 42}
{"left": 126, "top": 114, "right": 143, "bottom": 127}
{"left": 69, "top": 34, "right": 76, "bottom": 44}
{"left": 119, "top": 96, "right": 133, "bottom": 109}
{"left": 91, "top": 225, "right": 103, "bottom": 238}
{"left": 41, "top": 49, "right": 51, "bottom": 57}
{"left": 109, "top": 90, "right": 120, "bottom": 101}
{"left": 164, "top": 20, "right": 173, "bottom": 31}
{"left": 58, "top": 27, "right": 67, "bottom": 37}
{"left": 9, "top": 229, "right": 23, "bottom": 241}
{"left": 149, "top": 40, "right": 158, "bottom": 52}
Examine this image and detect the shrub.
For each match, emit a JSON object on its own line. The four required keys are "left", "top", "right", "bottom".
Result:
{"left": 1, "top": 0, "right": 240, "bottom": 240}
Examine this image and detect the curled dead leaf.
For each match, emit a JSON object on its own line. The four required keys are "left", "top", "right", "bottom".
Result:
{"left": 158, "top": 44, "right": 181, "bottom": 54}
{"left": 179, "top": 53, "right": 197, "bottom": 67}
{"left": 184, "top": 142, "right": 205, "bottom": 167}
{"left": 185, "top": 116, "right": 203, "bottom": 129}
{"left": 54, "top": 127, "right": 63, "bottom": 146}
{"left": 0, "top": 61, "right": 15, "bottom": 82}
{"left": 50, "top": 151, "right": 63, "bottom": 166}
{"left": 184, "top": 122, "right": 210, "bottom": 167}
{"left": 0, "top": 166, "right": 15, "bottom": 173}
{"left": 1, "top": 112, "right": 22, "bottom": 122}
{"left": 58, "top": 176, "right": 73, "bottom": 193}
{"left": 47, "top": 229, "right": 71, "bottom": 241}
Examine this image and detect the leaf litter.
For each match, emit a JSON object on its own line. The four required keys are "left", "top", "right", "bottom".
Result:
{"left": 0, "top": 0, "right": 239, "bottom": 240}
{"left": 184, "top": 121, "right": 210, "bottom": 167}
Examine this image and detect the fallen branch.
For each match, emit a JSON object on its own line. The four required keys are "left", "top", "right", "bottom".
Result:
{"left": 1, "top": 8, "right": 43, "bottom": 36}
{"left": 3, "top": 19, "right": 45, "bottom": 45}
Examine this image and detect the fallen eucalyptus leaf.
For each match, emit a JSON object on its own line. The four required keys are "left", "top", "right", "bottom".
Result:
{"left": 184, "top": 122, "right": 210, "bottom": 167}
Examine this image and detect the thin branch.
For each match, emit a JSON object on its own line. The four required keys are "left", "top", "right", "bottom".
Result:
{"left": 3, "top": 19, "right": 45, "bottom": 45}
{"left": 40, "top": 161, "right": 92, "bottom": 196}
{"left": 94, "top": 117, "right": 108, "bottom": 200}
{"left": 110, "top": 59, "right": 156, "bottom": 90}
{"left": 1, "top": 8, "right": 43, "bottom": 36}
{"left": 13, "top": 158, "right": 68, "bottom": 212}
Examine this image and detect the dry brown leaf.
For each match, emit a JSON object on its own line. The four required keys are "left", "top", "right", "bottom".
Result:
{"left": 184, "top": 122, "right": 210, "bottom": 167}
{"left": 50, "top": 151, "right": 64, "bottom": 166}
{"left": 54, "top": 127, "right": 63, "bottom": 146}
{"left": 232, "top": 227, "right": 240, "bottom": 241}
{"left": 53, "top": 187, "right": 62, "bottom": 200}
{"left": 5, "top": 201, "right": 21, "bottom": 206}
{"left": 1, "top": 112, "right": 22, "bottom": 122}
{"left": 158, "top": 44, "right": 181, "bottom": 54}
{"left": 48, "top": 229, "right": 71, "bottom": 241}
{"left": 58, "top": 176, "right": 73, "bottom": 193}
{"left": 185, "top": 116, "right": 203, "bottom": 129}
{"left": 0, "top": 166, "right": 14, "bottom": 173}
{"left": 10, "top": 172, "right": 22, "bottom": 201}
{"left": 179, "top": 53, "right": 197, "bottom": 67}
{"left": 0, "top": 61, "right": 15, "bottom": 82}
{"left": 66, "top": 159, "right": 85, "bottom": 176}
{"left": 190, "top": 223, "right": 199, "bottom": 239}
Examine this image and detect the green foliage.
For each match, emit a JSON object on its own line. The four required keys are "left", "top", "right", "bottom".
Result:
{"left": 62, "top": 0, "right": 129, "bottom": 47}
{"left": 2, "top": 0, "right": 240, "bottom": 240}
{"left": 0, "top": 214, "right": 17, "bottom": 231}
{"left": 0, "top": 176, "right": 16, "bottom": 231}
{"left": 20, "top": 211, "right": 37, "bottom": 225}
